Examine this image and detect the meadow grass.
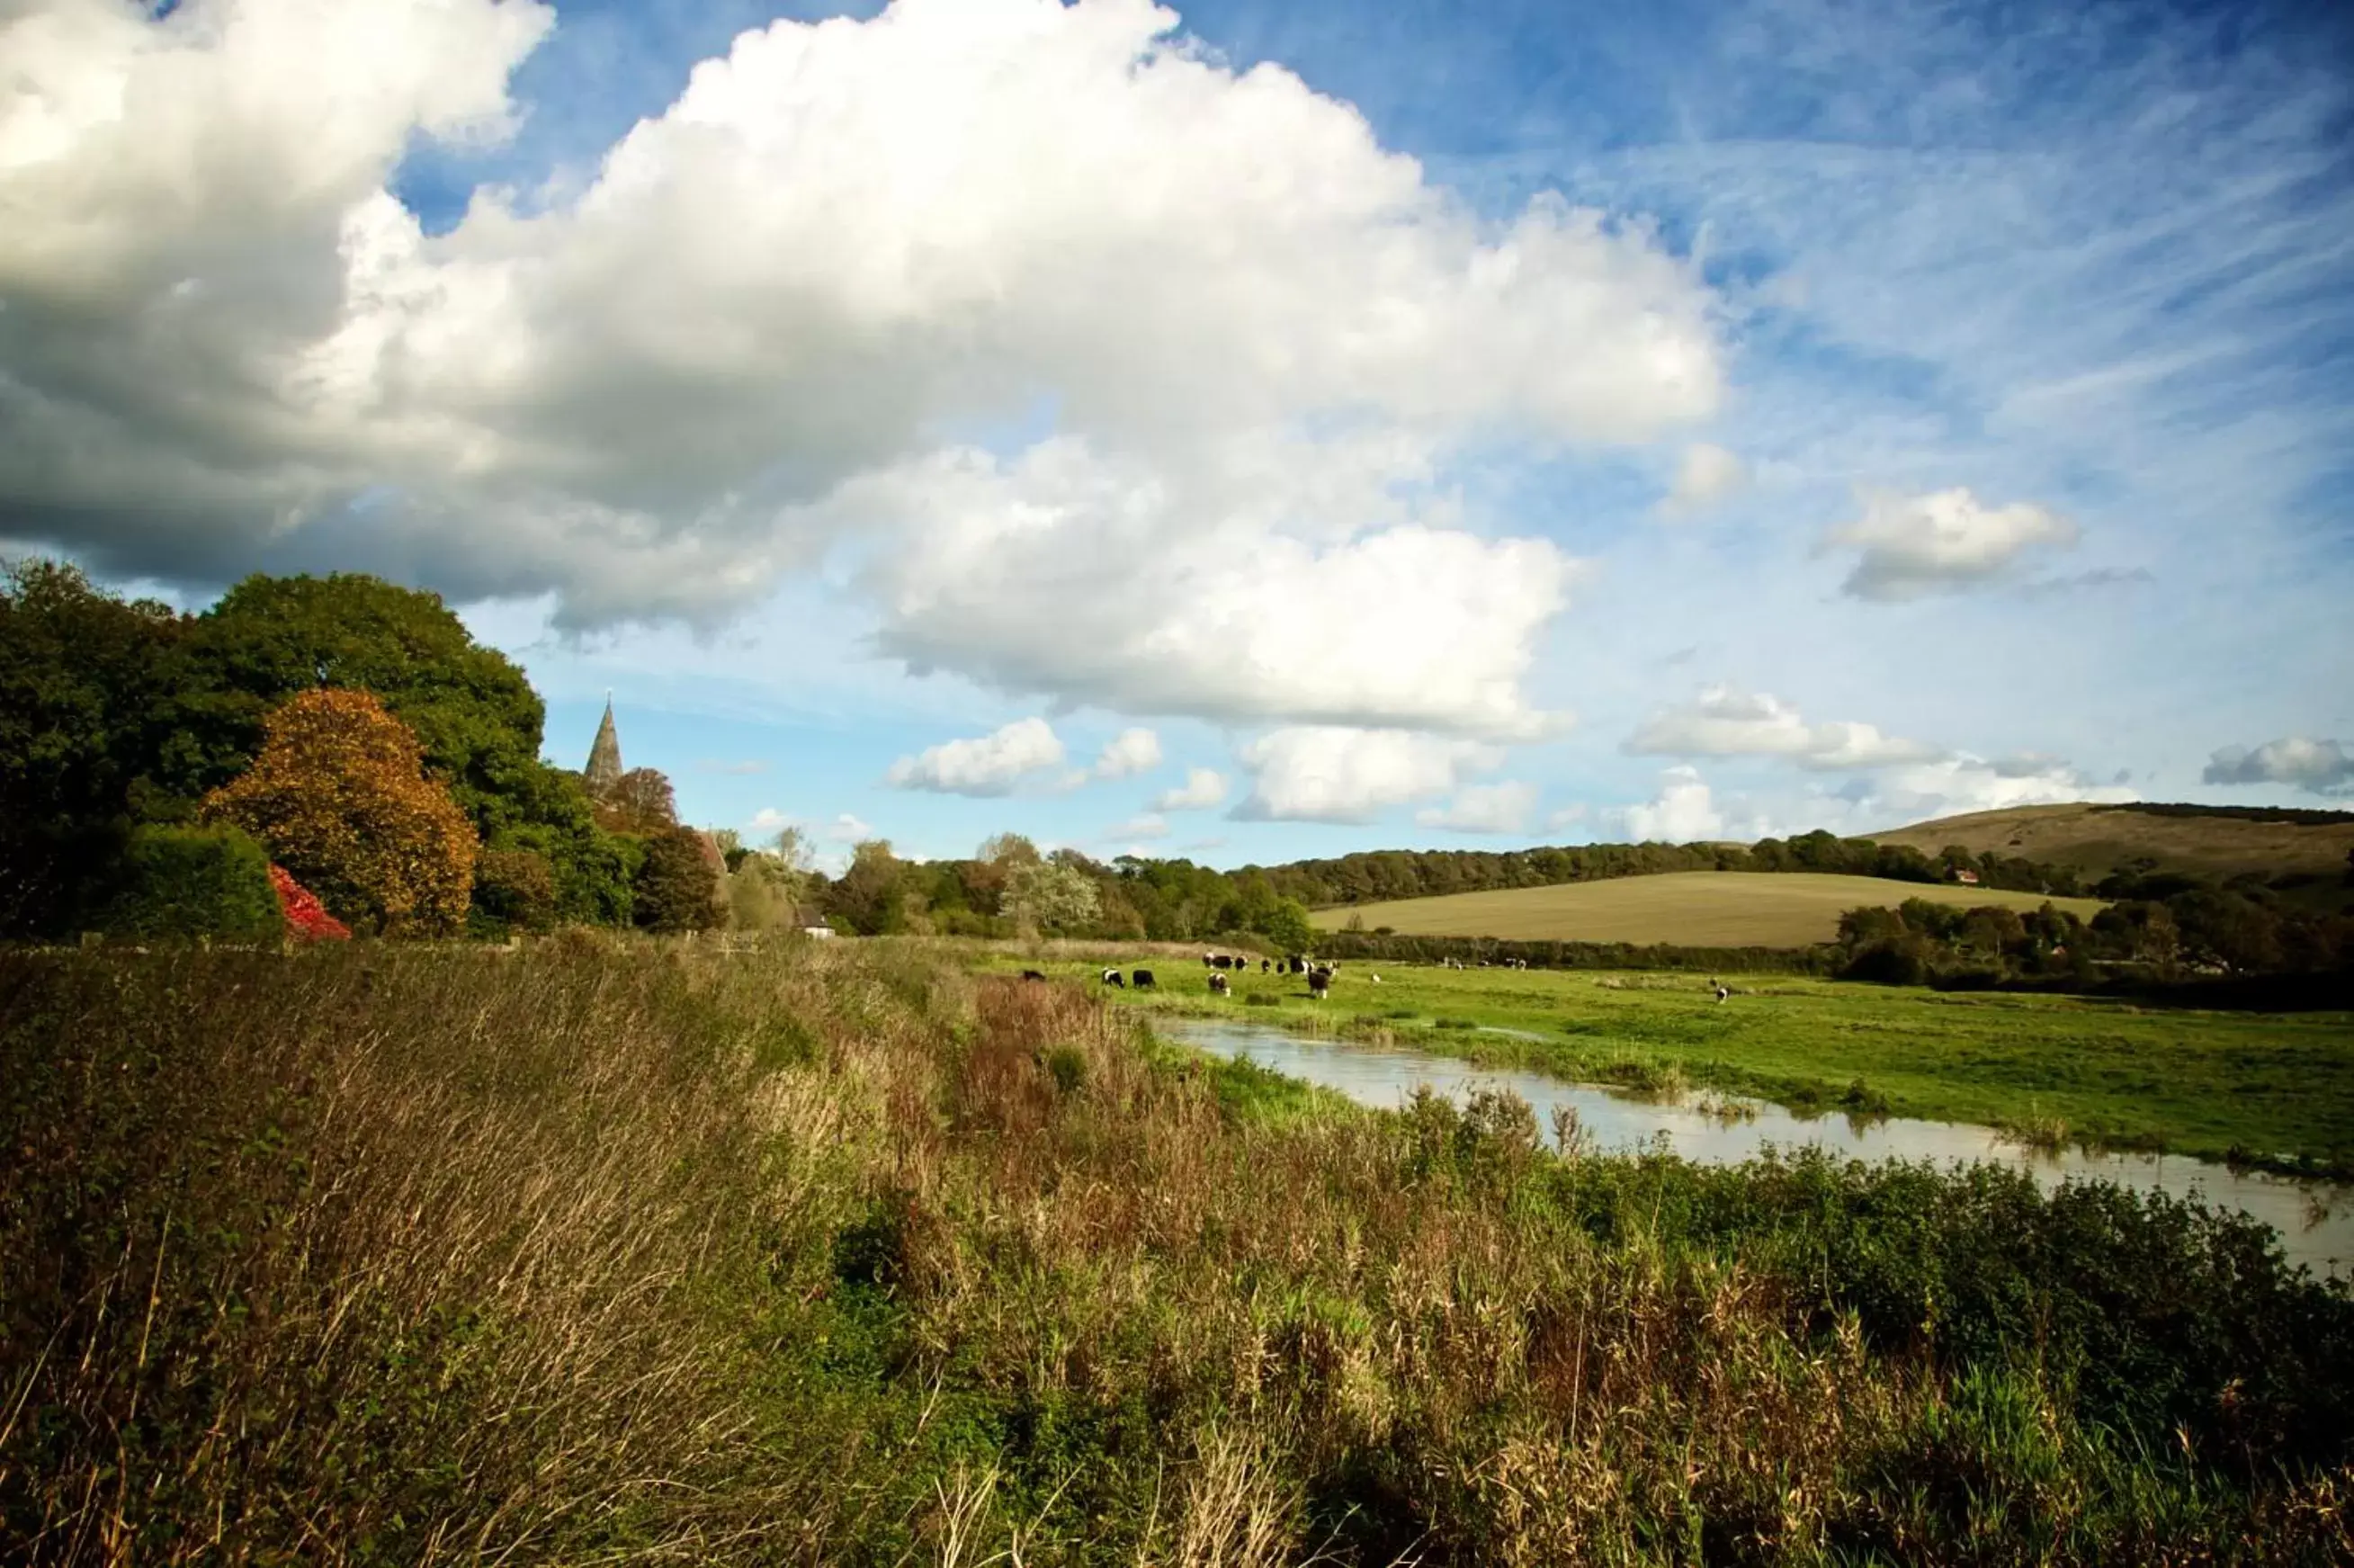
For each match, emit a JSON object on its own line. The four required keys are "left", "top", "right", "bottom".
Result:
{"left": 1309, "top": 871, "right": 2108, "bottom": 946}
{"left": 4, "top": 938, "right": 2351, "bottom": 1564}
{"left": 996, "top": 950, "right": 2354, "bottom": 1174}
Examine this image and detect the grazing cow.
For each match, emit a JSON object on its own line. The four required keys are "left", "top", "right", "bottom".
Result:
{"left": 1101, "top": 968, "right": 1125, "bottom": 988}
{"left": 1132, "top": 968, "right": 1157, "bottom": 989}
{"left": 1714, "top": 984, "right": 1731, "bottom": 1004}
{"left": 1307, "top": 966, "right": 1333, "bottom": 999}
{"left": 1208, "top": 972, "right": 1231, "bottom": 995}
{"left": 1203, "top": 952, "right": 1216, "bottom": 968}
{"left": 1260, "top": 957, "right": 1271, "bottom": 973}
{"left": 1214, "top": 954, "right": 1235, "bottom": 970}
{"left": 1020, "top": 969, "right": 1047, "bottom": 982}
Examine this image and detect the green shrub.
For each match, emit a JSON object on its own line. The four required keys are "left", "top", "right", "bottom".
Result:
{"left": 1042, "top": 1043, "right": 1087, "bottom": 1096}
{"left": 470, "top": 847, "right": 559, "bottom": 935}
{"left": 94, "top": 825, "right": 280, "bottom": 941}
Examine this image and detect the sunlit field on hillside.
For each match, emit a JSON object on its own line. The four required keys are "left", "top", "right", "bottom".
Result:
{"left": 1309, "top": 872, "right": 2109, "bottom": 945}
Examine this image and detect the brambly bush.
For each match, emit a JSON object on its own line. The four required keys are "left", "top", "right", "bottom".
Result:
{"left": 2, "top": 941, "right": 2348, "bottom": 1564}
{"left": 89, "top": 823, "right": 281, "bottom": 941}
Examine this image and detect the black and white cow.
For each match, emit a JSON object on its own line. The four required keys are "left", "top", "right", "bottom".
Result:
{"left": 1101, "top": 967, "right": 1125, "bottom": 988}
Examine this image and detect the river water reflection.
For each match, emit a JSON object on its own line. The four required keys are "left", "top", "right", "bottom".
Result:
{"left": 1158, "top": 1016, "right": 2354, "bottom": 1277}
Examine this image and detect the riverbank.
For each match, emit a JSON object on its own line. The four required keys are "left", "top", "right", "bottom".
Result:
{"left": 1153, "top": 1014, "right": 2354, "bottom": 1275}
{"left": 992, "top": 953, "right": 2354, "bottom": 1178}
{"left": 5, "top": 939, "right": 2350, "bottom": 1564}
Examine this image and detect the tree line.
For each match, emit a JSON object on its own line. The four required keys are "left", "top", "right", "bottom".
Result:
{"left": 2, "top": 560, "right": 727, "bottom": 941}
{"left": 1832, "top": 885, "right": 2352, "bottom": 999}
{"left": 1247, "top": 829, "right": 2096, "bottom": 909}
{"left": 13, "top": 555, "right": 2348, "bottom": 967}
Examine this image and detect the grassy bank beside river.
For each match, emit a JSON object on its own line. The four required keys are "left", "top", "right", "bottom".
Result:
{"left": 989, "top": 952, "right": 2354, "bottom": 1177}
{"left": 5, "top": 937, "right": 2351, "bottom": 1564}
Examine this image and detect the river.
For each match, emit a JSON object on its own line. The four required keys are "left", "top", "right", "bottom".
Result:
{"left": 1157, "top": 1015, "right": 2354, "bottom": 1277}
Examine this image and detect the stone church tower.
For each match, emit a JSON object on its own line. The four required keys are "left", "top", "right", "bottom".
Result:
{"left": 585, "top": 696, "right": 623, "bottom": 794}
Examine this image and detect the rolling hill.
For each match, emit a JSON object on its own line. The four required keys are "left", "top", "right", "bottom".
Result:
{"left": 1861, "top": 802, "right": 2354, "bottom": 883}
{"left": 1310, "top": 872, "right": 2107, "bottom": 948}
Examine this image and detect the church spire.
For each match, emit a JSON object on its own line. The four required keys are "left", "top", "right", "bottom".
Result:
{"left": 585, "top": 694, "right": 623, "bottom": 794}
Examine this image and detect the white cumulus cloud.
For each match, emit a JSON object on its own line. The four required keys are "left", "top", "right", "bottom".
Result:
{"left": 1822, "top": 488, "right": 2079, "bottom": 600}
{"left": 1873, "top": 757, "right": 2134, "bottom": 819}
{"left": 1233, "top": 727, "right": 1498, "bottom": 824}
{"left": 1151, "top": 766, "right": 1229, "bottom": 812}
{"left": 2203, "top": 738, "right": 2352, "bottom": 795}
{"left": 1091, "top": 726, "right": 1163, "bottom": 780}
{"left": 1625, "top": 685, "right": 1943, "bottom": 770}
{"left": 886, "top": 717, "right": 1065, "bottom": 795}
{"left": 845, "top": 440, "right": 1580, "bottom": 736}
{"left": 0, "top": 0, "right": 1721, "bottom": 742}
{"left": 1619, "top": 766, "right": 1727, "bottom": 844}
{"left": 1416, "top": 782, "right": 1537, "bottom": 834}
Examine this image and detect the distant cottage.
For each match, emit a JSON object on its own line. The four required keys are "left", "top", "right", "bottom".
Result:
{"left": 1952, "top": 868, "right": 1981, "bottom": 886}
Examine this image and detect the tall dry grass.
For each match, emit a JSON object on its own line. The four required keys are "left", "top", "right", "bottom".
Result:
{"left": 2, "top": 938, "right": 2348, "bottom": 1564}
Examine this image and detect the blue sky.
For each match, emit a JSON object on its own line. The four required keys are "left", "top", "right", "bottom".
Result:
{"left": 3, "top": 0, "right": 2350, "bottom": 868}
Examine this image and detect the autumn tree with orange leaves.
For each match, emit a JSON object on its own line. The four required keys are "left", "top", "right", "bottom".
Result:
{"left": 203, "top": 689, "right": 477, "bottom": 934}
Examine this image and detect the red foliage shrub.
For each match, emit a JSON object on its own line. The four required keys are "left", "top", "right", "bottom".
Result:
{"left": 269, "top": 865, "right": 351, "bottom": 943}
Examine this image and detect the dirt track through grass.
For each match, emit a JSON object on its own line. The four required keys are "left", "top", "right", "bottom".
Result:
{"left": 1313, "top": 871, "right": 2108, "bottom": 945}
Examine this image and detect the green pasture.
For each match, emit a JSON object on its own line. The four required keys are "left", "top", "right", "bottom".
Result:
{"left": 991, "top": 952, "right": 2354, "bottom": 1173}
{"left": 1310, "top": 869, "right": 2108, "bottom": 945}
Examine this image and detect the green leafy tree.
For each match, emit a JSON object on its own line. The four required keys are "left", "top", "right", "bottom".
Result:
{"left": 489, "top": 769, "right": 635, "bottom": 926}
{"left": 1258, "top": 897, "right": 1315, "bottom": 954}
{"left": 725, "top": 852, "right": 804, "bottom": 931}
{"left": 0, "top": 559, "right": 189, "bottom": 934}
{"left": 595, "top": 766, "right": 678, "bottom": 834}
{"left": 1004, "top": 858, "right": 1100, "bottom": 934}
{"left": 632, "top": 826, "right": 724, "bottom": 934}
{"left": 470, "top": 848, "right": 559, "bottom": 935}
{"left": 166, "top": 573, "right": 545, "bottom": 831}
{"left": 828, "top": 840, "right": 908, "bottom": 936}
{"left": 162, "top": 570, "right": 645, "bottom": 926}
{"left": 95, "top": 825, "right": 282, "bottom": 942}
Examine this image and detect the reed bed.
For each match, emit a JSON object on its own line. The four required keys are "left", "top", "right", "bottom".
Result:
{"left": 2, "top": 939, "right": 2348, "bottom": 1564}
